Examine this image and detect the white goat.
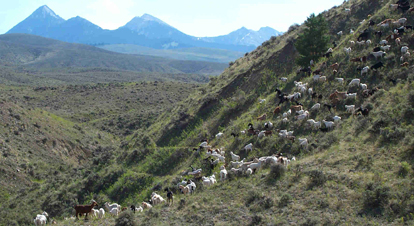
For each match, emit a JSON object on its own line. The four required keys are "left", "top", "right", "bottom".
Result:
{"left": 346, "top": 93, "right": 357, "bottom": 99}
{"left": 349, "top": 79, "right": 360, "bottom": 86}
{"left": 360, "top": 83, "right": 367, "bottom": 90}
{"left": 361, "top": 66, "right": 369, "bottom": 76}
{"left": 310, "top": 103, "right": 321, "bottom": 111}
{"left": 34, "top": 212, "right": 48, "bottom": 226}
{"left": 344, "top": 47, "right": 352, "bottom": 55}
{"left": 98, "top": 208, "right": 105, "bottom": 219}
{"left": 244, "top": 143, "right": 253, "bottom": 151}
{"left": 105, "top": 202, "right": 121, "bottom": 212}
{"left": 333, "top": 116, "right": 342, "bottom": 122}
{"left": 401, "top": 46, "right": 409, "bottom": 54}
{"left": 308, "top": 88, "right": 313, "bottom": 96}
{"left": 322, "top": 120, "right": 335, "bottom": 130}
{"left": 379, "top": 40, "right": 388, "bottom": 45}
{"left": 220, "top": 166, "right": 227, "bottom": 181}
{"left": 371, "top": 51, "right": 386, "bottom": 59}
{"left": 230, "top": 151, "right": 240, "bottom": 161}
{"left": 335, "top": 78, "right": 344, "bottom": 84}
{"left": 110, "top": 208, "right": 119, "bottom": 217}
{"left": 380, "top": 45, "right": 391, "bottom": 51}
{"left": 345, "top": 105, "right": 355, "bottom": 113}
{"left": 215, "top": 132, "right": 224, "bottom": 139}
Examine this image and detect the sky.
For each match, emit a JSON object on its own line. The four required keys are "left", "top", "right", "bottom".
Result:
{"left": 0, "top": 0, "right": 344, "bottom": 37}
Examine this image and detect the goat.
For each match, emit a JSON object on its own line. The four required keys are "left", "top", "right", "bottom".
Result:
{"left": 230, "top": 151, "right": 240, "bottom": 161}
{"left": 322, "top": 120, "right": 335, "bottom": 130}
{"left": 142, "top": 202, "right": 152, "bottom": 209}
{"left": 349, "top": 79, "right": 360, "bottom": 86}
{"left": 346, "top": 93, "right": 357, "bottom": 99}
{"left": 335, "top": 78, "right": 344, "bottom": 84}
{"left": 345, "top": 105, "right": 355, "bottom": 113}
{"left": 401, "top": 46, "right": 409, "bottom": 53}
{"left": 344, "top": 47, "right": 352, "bottom": 54}
{"left": 98, "top": 208, "right": 105, "bottom": 218}
{"left": 179, "top": 185, "right": 190, "bottom": 195}
{"left": 215, "top": 132, "right": 224, "bottom": 139}
{"left": 34, "top": 212, "right": 48, "bottom": 226}
{"left": 371, "top": 62, "right": 384, "bottom": 70}
{"left": 244, "top": 143, "right": 253, "bottom": 152}
{"left": 333, "top": 116, "right": 341, "bottom": 122}
{"left": 74, "top": 201, "right": 98, "bottom": 220}
{"left": 401, "top": 62, "right": 409, "bottom": 67}
{"left": 165, "top": 188, "right": 174, "bottom": 206}
{"left": 371, "top": 51, "right": 386, "bottom": 59}
{"left": 310, "top": 103, "right": 321, "bottom": 111}
{"left": 256, "top": 113, "right": 267, "bottom": 121}
{"left": 273, "top": 106, "right": 281, "bottom": 114}
{"left": 220, "top": 166, "right": 227, "bottom": 181}
{"left": 355, "top": 106, "right": 370, "bottom": 116}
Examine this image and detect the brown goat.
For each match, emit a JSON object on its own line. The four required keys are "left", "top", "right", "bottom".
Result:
{"left": 401, "top": 62, "right": 409, "bottom": 67}
{"left": 273, "top": 106, "right": 281, "bottom": 114}
{"left": 74, "top": 201, "right": 98, "bottom": 220}
{"left": 330, "top": 62, "right": 339, "bottom": 70}
{"left": 256, "top": 113, "right": 267, "bottom": 121}
{"left": 290, "top": 105, "right": 303, "bottom": 112}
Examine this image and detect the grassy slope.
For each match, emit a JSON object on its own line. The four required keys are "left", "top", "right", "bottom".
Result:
{"left": 99, "top": 44, "right": 244, "bottom": 63}
{"left": 3, "top": 0, "right": 414, "bottom": 225}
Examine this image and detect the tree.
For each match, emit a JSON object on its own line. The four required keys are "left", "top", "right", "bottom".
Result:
{"left": 294, "top": 13, "right": 330, "bottom": 68}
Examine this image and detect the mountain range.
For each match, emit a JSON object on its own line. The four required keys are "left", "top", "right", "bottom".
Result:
{"left": 6, "top": 5, "right": 282, "bottom": 62}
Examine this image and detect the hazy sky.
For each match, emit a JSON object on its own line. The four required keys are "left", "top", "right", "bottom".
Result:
{"left": 0, "top": 0, "right": 344, "bottom": 37}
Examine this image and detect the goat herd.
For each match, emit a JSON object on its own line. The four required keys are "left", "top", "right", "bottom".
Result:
{"left": 33, "top": 1, "right": 412, "bottom": 225}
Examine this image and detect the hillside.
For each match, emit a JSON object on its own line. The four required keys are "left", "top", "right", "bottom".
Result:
{"left": 2, "top": 0, "right": 414, "bottom": 225}
{"left": 99, "top": 44, "right": 244, "bottom": 63}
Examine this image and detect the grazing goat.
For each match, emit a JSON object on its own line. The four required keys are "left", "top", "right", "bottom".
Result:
{"left": 230, "top": 151, "right": 240, "bottom": 161}
{"left": 322, "top": 120, "right": 335, "bottom": 130}
{"left": 361, "top": 66, "right": 369, "bottom": 76}
{"left": 346, "top": 93, "right": 357, "bottom": 99}
{"left": 333, "top": 116, "right": 341, "bottom": 122}
{"left": 310, "top": 103, "right": 321, "bottom": 111}
{"left": 179, "top": 185, "right": 190, "bottom": 195}
{"left": 215, "top": 132, "right": 224, "bottom": 139}
{"left": 335, "top": 78, "right": 344, "bottom": 84}
{"left": 244, "top": 143, "right": 253, "bottom": 152}
{"left": 355, "top": 107, "right": 370, "bottom": 116}
{"left": 98, "top": 208, "right": 105, "bottom": 219}
{"left": 256, "top": 113, "right": 267, "bottom": 121}
{"left": 273, "top": 106, "right": 281, "bottom": 114}
{"left": 74, "top": 201, "right": 98, "bottom": 220}
{"left": 344, "top": 47, "right": 352, "bottom": 54}
{"left": 142, "top": 202, "right": 152, "bottom": 209}
{"left": 401, "top": 62, "right": 409, "bottom": 67}
{"left": 165, "top": 188, "right": 174, "bottom": 206}
{"left": 34, "top": 212, "right": 48, "bottom": 226}
{"left": 264, "top": 121, "right": 273, "bottom": 129}
{"left": 361, "top": 83, "right": 368, "bottom": 90}
{"left": 401, "top": 46, "right": 409, "bottom": 53}
{"left": 345, "top": 105, "right": 355, "bottom": 113}
{"left": 371, "top": 51, "right": 386, "bottom": 59}
{"left": 349, "top": 79, "right": 360, "bottom": 86}
{"left": 371, "top": 62, "right": 384, "bottom": 70}
{"left": 220, "top": 166, "right": 227, "bottom": 181}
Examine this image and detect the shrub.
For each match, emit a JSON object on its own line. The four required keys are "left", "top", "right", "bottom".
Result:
{"left": 245, "top": 190, "right": 261, "bottom": 207}
{"left": 398, "top": 161, "right": 411, "bottom": 178}
{"left": 408, "top": 91, "right": 414, "bottom": 107}
{"left": 266, "top": 164, "right": 286, "bottom": 184}
{"left": 249, "top": 215, "right": 262, "bottom": 226}
{"left": 307, "top": 170, "right": 326, "bottom": 189}
{"left": 288, "top": 23, "right": 300, "bottom": 33}
{"left": 279, "top": 193, "right": 292, "bottom": 207}
{"left": 115, "top": 211, "right": 137, "bottom": 226}
{"left": 362, "top": 182, "right": 390, "bottom": 216}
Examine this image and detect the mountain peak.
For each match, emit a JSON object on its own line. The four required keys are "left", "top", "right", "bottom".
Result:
{"left": 31, "top": 5, "right": 62, "bottom": 20}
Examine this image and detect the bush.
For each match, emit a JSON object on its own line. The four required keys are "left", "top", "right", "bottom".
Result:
{"left": 408, "top": 91, "right": 414, "bottom": 107}
{"left": 115, "top": 211, "right": 137, "bottom": 226}
{"left": 288, "top": 23, "right": 300, "bottom": 33}
{"left": 398, "top": 161, "right": 411, "bottom": 178}
{"left": 245, "top": 190, "right": 261, "bottom": 207}
{"left": 266, "top": 164, "right": 286, "bottom": 184}
{"left": 362, "top": 182, "right": 390, "bottom": 216}
{"left": 307, "top": 170, "right": 326, "bottom": 189}
{"left": 279, "top": 193, "right": 292, "bottom": 207}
